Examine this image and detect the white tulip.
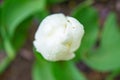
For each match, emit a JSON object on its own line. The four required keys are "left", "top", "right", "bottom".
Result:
{"left": 33, "top": 13, "right": 84, "bottom": 61}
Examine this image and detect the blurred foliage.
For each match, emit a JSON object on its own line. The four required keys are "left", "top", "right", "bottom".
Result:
{"left": 3, "top": 0, "right": 46, "bottom": 38}
{"left": 46, "top": 0, "right": 66, "bottom": 5}
{"left": 83, "top": 13, "right": 120, "bottom": 71}
{"left": 0, "top": 0, "right": 120, "bottom": 80}
{"left": 32, "top": 50, "right": 86, "bottom": 80}
{"left": 12, "top": 18, "right": 32, "bottom": 51}
{"left": 32, "top": 61, "right": 86, "bottom": 80}
{"left": 0, "top": 0, "right": 47, "bottom": 73}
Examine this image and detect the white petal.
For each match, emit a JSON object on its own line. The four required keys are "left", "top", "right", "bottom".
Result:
{"left": 33, "top": 13, "right": 84, "bottom": 61}
{"left": 66, "top": 16, "right": 84, "bottom": 51}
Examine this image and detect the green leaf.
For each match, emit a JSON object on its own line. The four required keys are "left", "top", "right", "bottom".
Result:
{"left": 33, "top": 51, "right": 87, "bottom": 80}
{"left": 11, "top": 18, "right": 32, "bottom": 51}
{"left": 0, "top": 6, "right": 2, "bottom": 50}
{"left": 32, "top": 60, "right": 56, "bottom": 80}
{"left": 0, "top": 0, "right": 45, "bottom": 73}
{"left": 35, "top": 9, "right": 49, "bottom": 22}
{"left": 71, "top": 2, "right": 99, "bottom": 60}
{"left": 52, "top": 61, "right": 87, "bottom": 80}
{"left": 3, "top": 0, "right": 46, "bottom": 37}
{"left": 0, "top": 2, "right": 15, "bottom": 73}
{"left": 83, "top": 12, "right": 120, "bottom": 71}
{"left": 46, "top": 0, "right": 65, "bottom": 4}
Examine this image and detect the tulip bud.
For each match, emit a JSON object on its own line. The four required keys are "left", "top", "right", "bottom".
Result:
{"left": 33, "top": 13, "right": 84, "bottom": 61}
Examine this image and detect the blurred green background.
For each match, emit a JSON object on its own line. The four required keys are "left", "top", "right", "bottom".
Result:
{"left": 0, "top": 0, "right": 120, "bottom": 80}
